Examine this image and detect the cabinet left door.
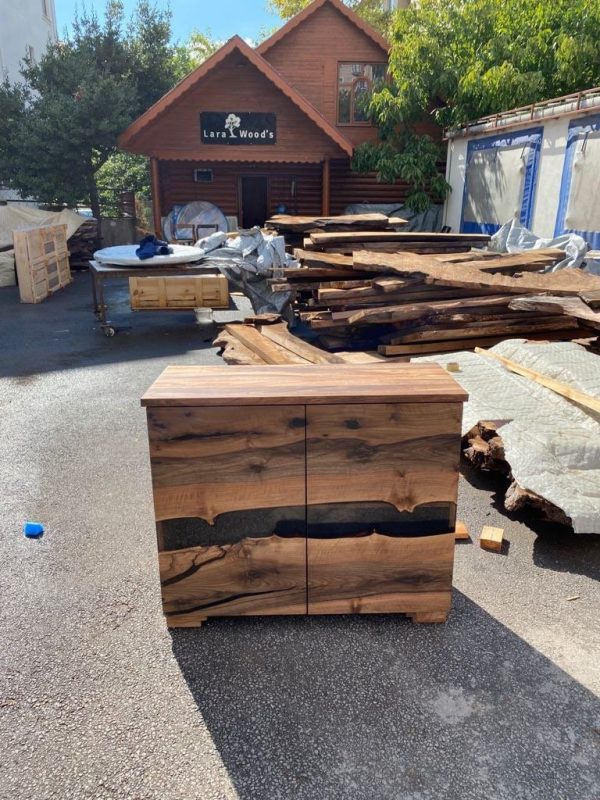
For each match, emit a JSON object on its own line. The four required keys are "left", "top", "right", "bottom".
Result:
{"left": 147, "top": 405, "right": 307, "bottom": 626}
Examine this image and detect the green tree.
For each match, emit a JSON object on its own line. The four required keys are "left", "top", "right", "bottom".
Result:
{"left": 355, "top": 0, "right": 600, "bottom": 209}
{"left": 0, "top": 1, "right": 188, "bottom": 217}
{"left": 268, "top": 0, "right": 392, "bottom": 34}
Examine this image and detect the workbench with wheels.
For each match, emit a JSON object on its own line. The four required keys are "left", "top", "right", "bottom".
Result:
{"left": 88, "top": 260, "right": 220, "bottom": 336}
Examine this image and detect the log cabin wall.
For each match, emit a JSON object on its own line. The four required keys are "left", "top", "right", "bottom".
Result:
{"left": 158, "top": 161, "right": 324, "bottom": 219}
{"left": 260, "top": 2, "right": 388, "bottom": 148}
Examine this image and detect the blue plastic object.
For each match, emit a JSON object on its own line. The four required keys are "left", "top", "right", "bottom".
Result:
{"left": 24, "top": 522, "right": 44, "bottom": 538}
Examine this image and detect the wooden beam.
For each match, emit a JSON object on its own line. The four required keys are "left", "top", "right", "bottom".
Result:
{"left": 321, "top": 158, "right": 330, "bottom": 217}
{"left": 480, "top": 526, "right": 504, "bottom": 552}
{"left": 475, "top": 347, "right": 600, "bottom": 413}
{"left": 150, "top": 158, "right": 162, "bottom": 238}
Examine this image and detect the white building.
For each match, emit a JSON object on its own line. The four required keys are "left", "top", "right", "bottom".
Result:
{"left": 0, "top": 0, "right": 58, "bottom": 82}
{"left": 443, "top": 87, "right": 600, "bottom": 248}
{"left": 383, "top": 0, "right": 411, "bottom": 9}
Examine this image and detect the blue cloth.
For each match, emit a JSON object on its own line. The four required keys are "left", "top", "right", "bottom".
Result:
{"left": 136, "top": 235, "right": 173, "bottom": 260}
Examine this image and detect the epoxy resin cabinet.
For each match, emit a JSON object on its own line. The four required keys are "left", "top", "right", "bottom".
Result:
{"left": 142, "top": 364, "right": 468, "bottom": 627}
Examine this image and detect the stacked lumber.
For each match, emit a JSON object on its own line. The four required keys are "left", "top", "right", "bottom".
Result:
{"left": 68, "top": 217, "right": 99, "bottom": 269}
{"left": 292, "top": 247, "right": 600, "bottom": 356}
{"left": 264, "top": 212, "right": 407, "bottom": 249}
{"left": 214, "top": 316, "right": 388, "bottom": 366}
{"left": 302, "top": 230, "right": 491, "bottom": 255}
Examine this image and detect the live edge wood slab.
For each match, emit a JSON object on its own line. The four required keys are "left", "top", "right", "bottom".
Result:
{"left": 142, "top": 364, "right": 468, "bottom": 627}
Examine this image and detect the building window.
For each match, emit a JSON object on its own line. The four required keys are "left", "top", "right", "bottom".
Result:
{"left": 338, "top": 62, "right": 387, "bottom": 124}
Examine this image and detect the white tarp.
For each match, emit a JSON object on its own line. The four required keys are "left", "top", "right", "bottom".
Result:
{"left": 489, "top": 218, "right": 596, "bottom": 272}
{"left": 0, "top": 206, "right": 88, "bottom": 250}
{"left": 0, "top": 250, "right": 15, "bottom": 287}
{"left": 416, "top": 340, "right": 600, "bottom": 533}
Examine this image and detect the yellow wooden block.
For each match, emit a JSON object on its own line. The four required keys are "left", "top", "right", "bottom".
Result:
{"left": 480, "top": 525, "right": 504, "bottom": 552}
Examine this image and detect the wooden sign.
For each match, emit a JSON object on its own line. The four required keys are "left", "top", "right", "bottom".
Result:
{"left": 200, "top": 112, "right": 277, "bottom": 144}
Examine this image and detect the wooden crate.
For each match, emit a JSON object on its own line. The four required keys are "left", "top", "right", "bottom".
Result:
{"left": 13, "top": 224, "right": 71, "bottom": 304}
{"left": 142, "top": 364, "right": 468, "bottom": 627}
{"left": 129, "top": 275, "right": 229, "bottom": 310}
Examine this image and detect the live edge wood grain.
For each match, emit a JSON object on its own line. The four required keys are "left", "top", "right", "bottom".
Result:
{"left": 141, "top": 364, "right": 468, "bottom": 407}
{"left": 307, "top": 532, "right": 454, "bottom": 616}
{"left": 306, "top": 403, "right": 462, "bottom": 515}
{"left": 160, "top": 535, "right": 307, "bottom": 626}
{"left": 147, "top": 405, "right": 305, "bottom": 522}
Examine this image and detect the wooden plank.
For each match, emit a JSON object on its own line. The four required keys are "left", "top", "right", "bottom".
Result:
{"left": 258, "top": 322, "right": 344, "bottom": 364}
{"left": 474, "top": 347, "right": 600, "bottom": 413}
{"left": 386, "top": 316, "right": 580, "bottom": 344}
{"left": 580, "top": 289, "right": 600, "bottom": 309}
{"left": 142, "top": 364, "right": 469, "bottom": 407}
{"left": 306, "top": 402, "right": 463, "bottom": 514}
{"left": 13, "top": 224, "right": 71, "bottom": 304}
{"left": 479, "top": 526, "right": 504, "bottom": 553}
{"left": 225, "top": 324, "right": 303, "bottom": 364}
{"left": 160, "top": 536, "right": 307, "bottom": 626}
{"left": 265, "top": 212, "right": 403, "bottom": 232}
{"left": 342, "top": 294, "right": 517, "bottom": 327}
{"left": 353, "top": 251, "right": 600, "bottom": 296}
{"left": 147, "top": 405, "right": 306, "bottom": 522}
{"left": 307, "top": 532, "right": 454, "bottom": 617}
{"left": 508, "top": 295, "right": 600, "bottom": 329}
{"left": 130, "top": 275, "right": 228, "bottom": 310}
{"left": 213, "top": 330, "right": 268, "bottom": 365}
{"left": 309, "top": 231, "right": 490, "bottom": 246}
{"left": 380, "top": 331, "right": 585, "bottom": 356}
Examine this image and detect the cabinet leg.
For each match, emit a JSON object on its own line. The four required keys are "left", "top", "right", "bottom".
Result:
{"left": 409, "top": 611, "right": 449, "bottom": 624}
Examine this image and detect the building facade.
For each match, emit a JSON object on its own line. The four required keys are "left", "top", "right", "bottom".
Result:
{"left": 120, "top": 0, "right": 434, "bottom": 235}
{"left": 443, "top": 87, "right": 600, "bottom": 247}
{"left": 0, "top": 0, "right": 57, "bottom": 81}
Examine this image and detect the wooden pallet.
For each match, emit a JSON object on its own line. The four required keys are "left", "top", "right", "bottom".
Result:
{"left": 13, "top": 224, "right": 71, "bottom": 304}
{"left": 129, "top": 274, "right": 229, "bottom": 310}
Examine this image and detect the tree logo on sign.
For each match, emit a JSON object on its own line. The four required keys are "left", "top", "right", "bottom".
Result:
{"left": 224, "top": 113, "right": 241, "bottom": 138}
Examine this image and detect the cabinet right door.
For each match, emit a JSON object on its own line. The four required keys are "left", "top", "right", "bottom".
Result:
{"left": 306, "top": 402, "right": 461, "bottom": 616}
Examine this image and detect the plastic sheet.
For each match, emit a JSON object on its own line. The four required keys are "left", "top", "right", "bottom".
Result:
{"left": 416, "top": 340, "right": 600, "bottom": 533}
{"left": 489, "top": 219, "right": 594, "bottom": 272}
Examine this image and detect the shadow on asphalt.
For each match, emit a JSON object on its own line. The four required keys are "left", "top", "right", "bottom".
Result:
{"left": 0, "top": 273, "right": 222, "bottom": 378}
{"left": 170, "top": 593, "right": 600, "bottom": 799}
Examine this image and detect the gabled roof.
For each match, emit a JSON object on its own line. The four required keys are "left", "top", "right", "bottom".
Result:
{"left": 119, "top": 35, "right": 353, "bottom": 156}
{"left": 257, "top": 0, "right": 389, "bottom": 57}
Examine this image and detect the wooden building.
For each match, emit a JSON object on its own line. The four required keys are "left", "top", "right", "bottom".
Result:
{"left": 119, "top": 0, "right": 420, "bottom": 234}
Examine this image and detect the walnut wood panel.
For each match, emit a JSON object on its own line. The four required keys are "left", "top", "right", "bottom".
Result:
{"left": 142, "top": 365, "right": 468, "bottom": 407}
{"left": 147, "top": 405, "right": 306, "bottom": 522}
{"left": 307, "top": 532, "right": 454, "bottom": 616}
{"left": 160, "top": 535, "right": 307, "bottom": 626}
{"left": 306, "top": 403, "right": 462, "bottom": 516}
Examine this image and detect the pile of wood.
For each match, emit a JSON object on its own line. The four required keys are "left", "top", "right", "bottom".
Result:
{"left": 264, "top": 212, "right": 407, "bottom": 249}
{"left": 284, "top": 246, "right": 600, "bottom": 356}
{"left": 68, "top": 217, "right": 99, "bottom": 270}
{"left": 214, "top": 315, "right": 387, "bottom": 366}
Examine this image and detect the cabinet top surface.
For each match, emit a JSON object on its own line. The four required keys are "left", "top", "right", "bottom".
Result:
{"left": 141, "top": 364, "right": 468, "bottom": 406}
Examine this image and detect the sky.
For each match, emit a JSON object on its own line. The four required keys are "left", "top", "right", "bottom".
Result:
{"left": 53, "top": 0, "right": 282, "bottom": 44}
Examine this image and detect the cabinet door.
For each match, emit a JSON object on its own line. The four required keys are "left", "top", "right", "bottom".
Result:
{"left": 306, "top": 403, "right": 461, "bottom": 615}
{"left": 148, "top": 405, "right": 307, "bottom": 624}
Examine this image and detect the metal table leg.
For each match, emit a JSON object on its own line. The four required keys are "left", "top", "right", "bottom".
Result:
{"left": 96, "top": 276, "right": 116, "bottom": 336}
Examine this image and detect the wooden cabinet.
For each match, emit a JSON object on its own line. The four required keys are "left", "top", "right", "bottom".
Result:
{"left": 129, "top": 274, "right": 229, "bottom": 310}
{"left": 142, "top": 364, "right": 468, "bottom": 627}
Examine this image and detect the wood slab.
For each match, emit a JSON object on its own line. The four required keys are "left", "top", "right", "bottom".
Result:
{"left": 147, "top": 405, "right": 306, "bottom": 521}
{"left": 353, "top": 251, "right": 600, "bottom": 296}
{"left": 307, "top": 532, "right": 454, "bottom": 616}
{"left": 161, "top": 535, "right": 307, "bottom": 625}
{"left": 142, "top": 364, "right": 468, "bottom": 407}
{"left": 306, "top": 402, "right": 462, "bottom": 515}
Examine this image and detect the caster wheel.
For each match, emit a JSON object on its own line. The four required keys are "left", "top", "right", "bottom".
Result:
{"left": 103, "top": 326, "right": 116, "bottom": 337}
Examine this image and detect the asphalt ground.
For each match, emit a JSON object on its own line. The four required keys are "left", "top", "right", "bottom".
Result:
{"left": 0, "top": 273, "right": 599, "bottom": 800}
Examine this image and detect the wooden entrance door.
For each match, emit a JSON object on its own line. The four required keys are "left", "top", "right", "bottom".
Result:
{"left": 240, "top": 176, "right": 269, "bottom": 228}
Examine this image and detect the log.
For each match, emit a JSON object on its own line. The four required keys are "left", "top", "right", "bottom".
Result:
{"left": 508, "top": 295, "right": 600, "bottom": 329}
